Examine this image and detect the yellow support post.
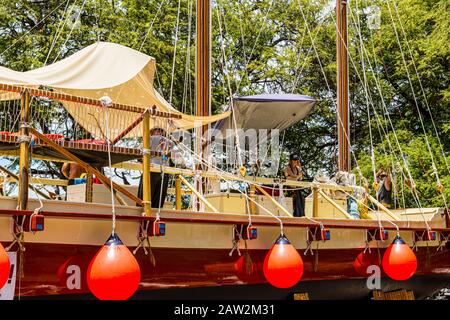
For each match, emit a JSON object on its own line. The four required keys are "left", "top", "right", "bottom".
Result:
{"left": 18, "top": 90, "right": 30, "bottom": 210}
{"left": 249, "top": 184, "right": 256, "bottom": 215}
{"left": 142, "top": 110, "right": 152, "bottom": 216}
{"left": 85, "top": 172, "right": 93, "bottom": 203}
{"left": 175, "top": 175, "right": 182, "bottom": 210}
{"left": 312, "top": 187, "right": 319, "bottom": 218}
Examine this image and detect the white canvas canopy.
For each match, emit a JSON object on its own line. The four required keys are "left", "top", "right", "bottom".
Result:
{"left": 215, "top": 94, "right": 316, "bottom": 137}
{"left": 0, "top": 42, "right": 230, "bottom": 138}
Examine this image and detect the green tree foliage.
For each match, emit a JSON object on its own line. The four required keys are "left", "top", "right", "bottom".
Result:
{"left": 0, "top": 0, "right": 448, "bottom": 208}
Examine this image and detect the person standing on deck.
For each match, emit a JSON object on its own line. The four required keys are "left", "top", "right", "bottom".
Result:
{"left": 283, "top": 154, "right": 305, "bottom": 217}
{"left": 376, "top": 169, "right": 392, "bottom": 208}
{"left": 61, "top": 163, "right": 86, "bottom": 185}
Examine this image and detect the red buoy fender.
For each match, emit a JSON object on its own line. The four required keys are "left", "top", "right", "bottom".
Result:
{"left": 382, "top": 235, "right": 417, "bottom": 281}
{"left": 234, "top": 255, "right": 265, "bottom": 284}
{"left": 353, "top": 250, "right": 379, "bottom": 277}
{"left": 87, "top": 234, "right": 141, "bottom": 300}
{"left": 263, "top": 235, "right": 304, "bottom": 289}
{"left": 0, "top": 242, "right": 10, "bottom": 289}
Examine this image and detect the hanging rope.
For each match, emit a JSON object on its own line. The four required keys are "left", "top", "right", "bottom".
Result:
{"left": 100, "top": 96, "right": 117, "bottom": 235}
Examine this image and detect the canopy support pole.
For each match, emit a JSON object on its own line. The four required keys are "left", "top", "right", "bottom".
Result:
{"left": 142, "top": 111, "right": 152, "bottom": 216}
{"left": 313, "top": 187, "right": 319, "bottom": 218}
{"left": 85, "top": 173, "right": 93, "bottom": 203}
{"left": 249, "top": 184, "right": 256, "bottom": 215}
{"left": 175, "top": 176, "right": 182, "bottom": 210}
{"left": 18, "top": 90, "right": 30, "bottom": 210}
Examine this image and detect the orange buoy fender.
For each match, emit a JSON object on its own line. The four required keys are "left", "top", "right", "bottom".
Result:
{"left": 263, "top": 235, "right": 304, "bottom": 288}
{"left": 0, "top": 242, "right": 10, "bottom": 289}
{"left": 87, "top": 234, "right": 141, "bottom": 300}
{"left": 234, "top": 255, "right": 265, "bottom": 284}
{"left": 382, "top": 235, "right": 417, "bottom": 281}
{"left": 353, "top": 250, "right": 379, "bottom": 277}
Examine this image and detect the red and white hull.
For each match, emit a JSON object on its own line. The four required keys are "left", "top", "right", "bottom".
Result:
{"left": 1, "top": 197, "right": 449, "bottom": 298}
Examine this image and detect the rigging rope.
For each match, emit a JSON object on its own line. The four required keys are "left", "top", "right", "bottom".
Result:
{"left": 235, "top": 0, "right": 276, "bottom": 92}
{"left": 44, "top": 0, "right": 73, "bottom": 66}
{"left": 391, "top": 1, "right": 450, "bottom": 175}
{"left": 0, "top": 1, "right": 68, "bottom": 57}
{"left": 138, "top": 0, "right": 168, "bottom": 51}
{"left": 101, "top": 96, "right": 116, "bottom": 235}
{"left": 169, "top": 0, "right": 182, "bottom": 105}
{"left": 52, "top": 0, "right": 88, "bottom": 64}
{"left": 348, "top": 1, "right": 446, "bottom": 223}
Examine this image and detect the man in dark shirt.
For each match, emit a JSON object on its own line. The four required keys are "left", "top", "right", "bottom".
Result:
{"left": 376, "top": 170, "right": 392, "bottom": 208}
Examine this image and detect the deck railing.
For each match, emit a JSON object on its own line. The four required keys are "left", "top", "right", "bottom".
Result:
{"left": 0, "top": 85, "right": 400, "bottom": 222}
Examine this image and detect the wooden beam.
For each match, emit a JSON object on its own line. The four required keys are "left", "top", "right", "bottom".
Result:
{"left": 1, "top": 208, "right": 445, "bottom": 232}
{"left": 0, "top": 83, "right": 181, "bottom": 119}
{"left": 336, "top": 0, "right": 350, "bottom": 172}
{"left": 1, "top": 172, "right": 68, "bottom": 187}
{"left": 249, "top": 184, "right": 256, "bottom": 215}
{"left": 142, "top": 111, "right": 151, "bottom": 215}
{"left": 254, "top": 184, "right": 293, "bottom": 217}
{"left": 112, "top": 163, "right": 361, "bottom": 192}
{"left": 18, "top": 90, "right": 30, "bottom": 210}
{"left": 111, "top": 110, "right": 147, "bottom": 145}
{"left": 178, "top": 175, "right": 218, "bottom": 213}
{"left": 0, "top": 165, "right": 51, "bottom": 200}
{"left": 313, "top": 187, "right": 319, "bottom": 218}
{"left": 85, "top": 173, "right": 93, "bottom": 203}
{"left": 29, "top": 128, "right": 143, "bottom": 206}
{"left": 318, "top": 189, "right": 353, "bottom": 219}
{"left": 175, "top": 176, "right": 182, "bottom": 210}
{"left": 2, "top": 149, "right": 362, "bottom": 193}
{"left": 367, "top": 194, "right": 401, "bottom": 221}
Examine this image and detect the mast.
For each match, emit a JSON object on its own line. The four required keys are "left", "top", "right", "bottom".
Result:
{"left": 336, "top": 0, "right": 350, "bottom": 172}
{"left": 196, "top": 0, "right": 211, "bottom": 120}
{"left": 194, "top": 0, "right": 211, "bottom": 209}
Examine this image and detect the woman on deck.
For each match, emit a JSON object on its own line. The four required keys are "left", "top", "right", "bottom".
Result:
{"left": 283, "top": 153, "right": 305, "bottom": 217}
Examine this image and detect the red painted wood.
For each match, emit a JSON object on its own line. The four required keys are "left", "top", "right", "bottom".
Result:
{"left": 5, "top": 242, "right": 450, "bottom": 297}
{"left": 1, "top": 208, "right": 449, "bottom": 232}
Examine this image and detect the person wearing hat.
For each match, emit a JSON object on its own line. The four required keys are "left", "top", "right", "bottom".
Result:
{"left": 283, "top": 153, "right": 305, "bottom": 217}
{"left": 376, "top": 169, "right": 392, "bottom": 208}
